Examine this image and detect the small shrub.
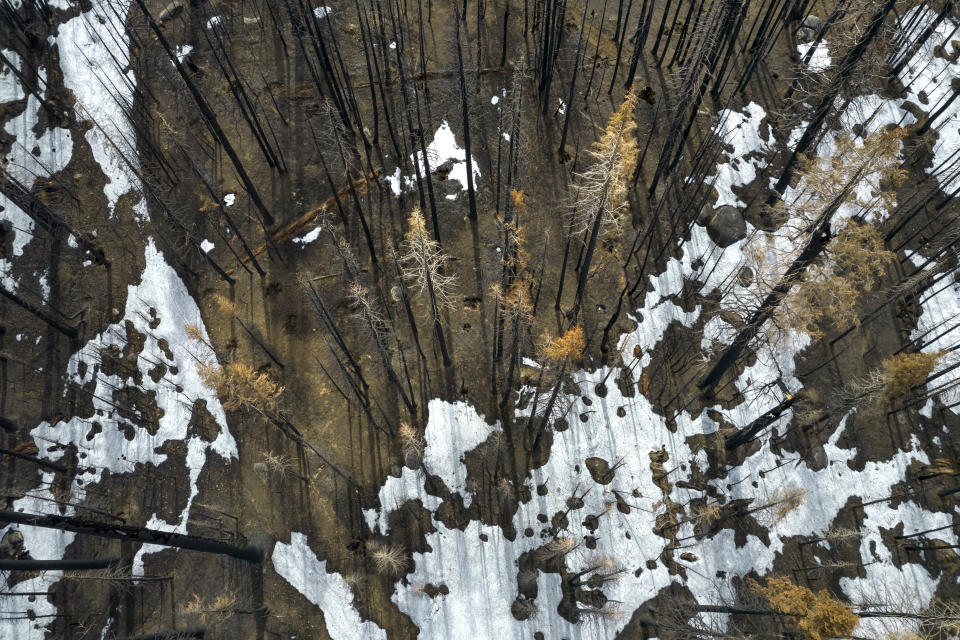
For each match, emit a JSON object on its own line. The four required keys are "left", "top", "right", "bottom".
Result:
{"left": 751, "top": 577, "right": 859, "bottom": 640}
{"left": 880, "top": 351, "right": 943, "bottom": 402}
{"left": 197, "top": 361, "right": 283, "bottom": 413}
{"left": 536, "top": 537, "right": 575, "bottom": 561}
{"left": 397, "top": 422, "right": 425, "bottom": 457}
{"left": 180, "top": 592, "right": 238, "bottom": 622}
{"left": 691, "top": 502, "right": 722, "bottom": 527}
{"left": 368, "top": 542, "right": 408, "bottom": 576}
{"left": 543, "top": 326, "right": 585, "bottom": 363}
{"left": 771, "top": 487, "right": 808, "bottom": 523}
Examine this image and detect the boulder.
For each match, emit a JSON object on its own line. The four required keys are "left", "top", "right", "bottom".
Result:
{"left": 707, "top": 205, "right": 747, "bottom": 247}
{"left": 585, "top": 456, "right": 615, "bottom": 484}
{"left": 0, "top": 529, "right": 24, "bottom": 559}
{"left": 404, "top": 449, "right": 422, "bottom": 470}
{"left": 797, "top": 15, "right": 823, "bottom": 42}
{"left": 158, "top": 0, "right": 185, "bottom": 25}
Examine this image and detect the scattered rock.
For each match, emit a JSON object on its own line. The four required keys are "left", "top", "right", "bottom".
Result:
{"left": 422, "top": 583, "right": 450, "bottom": 597}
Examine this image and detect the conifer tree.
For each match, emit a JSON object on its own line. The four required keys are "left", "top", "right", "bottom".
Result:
{"left": 568, "top": 93, "right": 638, "bottom": 319}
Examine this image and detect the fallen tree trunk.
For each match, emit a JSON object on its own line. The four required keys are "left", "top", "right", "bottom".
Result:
{"left": 0, "top": 511, "right": 262, "bottom": 563}
{"left": 0, "top": 557, "right": 120, "bottom": 571}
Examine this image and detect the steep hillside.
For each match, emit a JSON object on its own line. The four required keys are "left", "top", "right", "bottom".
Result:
{"left": 2, "top": 0, "right": 960, "bottom": 638}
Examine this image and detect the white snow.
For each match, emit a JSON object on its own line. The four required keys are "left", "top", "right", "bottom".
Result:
{"left": 205, "top": 16, "right": 222, "bottom": 28}
{"left": 25, "top": 239, "right": 236, "bottom": 580}
{"left": 385, "top": 121, "right": 481, "bottom": 197}
{"left": 0, "top": 478, "right": 77, "bottom": 640}
{"left": 1, "top": 60, "right": 72, "bottom": 292}
{"left": 293, "top": 226, "right": 322, "bottom": 245}
{"left": 898, "top": 6, "right": 960, "bottom": 193}
{"left": 273, "top": 532, "right": 387, "bottom": 640}
{"left": 365, "top": 466, "right": 441, "bottom": 534}
{"left": 57, "top": 1, "right": 143, "bottom": 215}
{"left": 313, "top": 6, "right": 332, "bottom": 19}
{"left": 0, "top": 198, "right": 35, "bottom": 259}
{"left": 174, "top": 44, "right": 193, "bottom": 63}
{"left": 797, "top": 40, "right": 831, "bottom": 72}
{"left": 223, "top": 193, "right": 236, "bottom": 206}
{"left": 200, "top": 239, "right": 215, "bottom": 253}
{"left": 362, "top": 146, "right": 945, "bottom": 636}
{"left": 37, "top": 271, "right": 49, "bottom": 301}
{"left": 909, "top": 254, "right": 960, "bottom": 412}
{"left": 0, "top": 49, "right": 24, "bottom": 103}
{"left": 2, "top": 68, "right": 74, "bottom": 187}
{"left": 421, "top": 399, "right": 501, "bottom": 506}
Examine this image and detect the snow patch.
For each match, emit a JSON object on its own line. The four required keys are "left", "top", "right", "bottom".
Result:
{"left": 385, "top": 121, "right": 481, "bottom": 196}
{"left": 797, "top": 40, "right": 831, "bottom": 72}
{"left": 703, "top": 102, "right": 774, "bottom": 208}
{"left": 273, "top": 532, "right": 387, "bottom": 640}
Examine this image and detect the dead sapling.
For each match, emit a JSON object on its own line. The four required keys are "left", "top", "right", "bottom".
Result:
{"left": 397, "top": 421, "right": 425, "bottom": 467}
{"left": 399, "top": 207, "right": 458, "bottom": 366}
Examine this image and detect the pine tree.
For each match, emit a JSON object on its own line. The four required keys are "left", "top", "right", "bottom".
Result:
{"left": 567, "top": 93, "right": 638, "bottom": 319}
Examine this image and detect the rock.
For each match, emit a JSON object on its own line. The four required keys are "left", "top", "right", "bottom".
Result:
{"left": 802, "top": 15, "right": 824, "bottom": 31}
{"left": 737, "top": 266, "right": 754, "bottom": 287}
{"left": 0, "top": 529, "right": 24, "bottom": 559}
{"left": 158, "top": 0, "right": 184, "bottom": 25}
{"left": 797, "top": 15, "right": 823, "bottom": 42}
{"left": 707, "top": 206, "right": 746, "bottom": 247}
{"left": 511, "top": 597, "right": 538, "bottom": 620}
{"left": 680, "top": 552, "right": 699, "bottom": 562}
{"left": 585, "top": 456, "right": 615, "bottom": 484}
{"left": 404, "top": 449, "right": 422, "bottom": 469}
{"left": 810, "top": 446, "right": 827, "bottom": 469}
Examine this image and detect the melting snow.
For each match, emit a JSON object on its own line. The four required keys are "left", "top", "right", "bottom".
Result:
{"left": 0, "top": 49, "right": 24, "bottom": 102}
{"left": 273, "top": 532, "right": 387, "bottom": 640}
{"left": 703, "top": 102, "right": 774, "bottom": 208}
{"left": 293, "top": 226, "right": 322, "bottom": 245}
{"left": 797, "top": 40, "right": 831, "bottom": 72}
{"left": 385, "top": 121, "right": 481, "bottom": 196}
{"left": 174, "top": 44, "right": 193, "bottom": 63}
{"left": 57, "top": 1, "right": 144, "bottom": 216}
